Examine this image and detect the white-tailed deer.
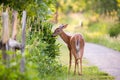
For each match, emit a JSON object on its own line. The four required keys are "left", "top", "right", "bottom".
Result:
{"left": 52, "top": 24, "right": 85, "bottom": 75}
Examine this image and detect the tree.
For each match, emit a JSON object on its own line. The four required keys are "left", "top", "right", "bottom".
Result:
{"left": 85, "top": 0, "right": 120, "bottom": 20}
{"left": 57, "top": 0, "right": 86, "bottom": 13}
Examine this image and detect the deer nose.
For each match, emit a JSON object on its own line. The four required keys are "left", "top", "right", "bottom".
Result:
{"left": 52, "top": 34, "right": 55, "bottom": 37}
{"left": 52, "top": 34, "right": 56, "bottom": 37}
{"left": 51, "top": 35, "right": 54, "bottom": 37}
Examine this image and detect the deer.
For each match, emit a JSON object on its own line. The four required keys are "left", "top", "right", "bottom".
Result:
{"left": 52, "top": 24, "right": 85, "bottom": 75}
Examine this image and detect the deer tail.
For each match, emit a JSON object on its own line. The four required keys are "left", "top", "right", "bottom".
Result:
{"left": 75, "top": 38, "right": 80, "bottom": 54}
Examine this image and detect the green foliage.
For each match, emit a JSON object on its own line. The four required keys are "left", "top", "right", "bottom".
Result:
{"left": 0, "top": 51, "right": 39, "bottom": 80}
{"left": 58, "top": 0, "right": 86, "bottom": 13}
{"left": 41, "top": 23, "right": 60, "bottom": 58}
{"left": 109, "top": 23, "right": 120, "bottom": 37}
{"left": 84, "top": 0, "right": 120, "bottom": 20}
{"left": 0, "top": 0, "right": 56, "bottom": 19}
{"left": 58, "top": 0, "right": 120, "bottom": 20}
{"left": 0, "top": 0, "right": 67, "bottom": 80}
{"left": 88, "top": 21, "right": 107, "bottom": 34}
{"left": 25, "top": 8, "right": 64, "bottom": 78}
{"left": 26, "top": 18, "right": 64, "bottom": 78}
{"left": 86, "top": 0, "right": 118, "bottom": 13}
{"left": 27, "top": 18, "right": 60, "bottom": 59}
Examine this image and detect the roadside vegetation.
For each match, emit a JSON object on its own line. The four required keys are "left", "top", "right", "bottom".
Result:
{"left": 0, "top": 1, "right": 65, "bottom": 80}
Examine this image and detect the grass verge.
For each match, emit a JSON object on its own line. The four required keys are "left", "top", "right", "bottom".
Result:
{"left": 55, "top": 40, "right": 114, "bottom": 80}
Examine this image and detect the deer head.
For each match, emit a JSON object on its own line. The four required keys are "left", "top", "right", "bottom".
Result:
{"left": 52, "top": 24, "right": 68, "bottom": 37}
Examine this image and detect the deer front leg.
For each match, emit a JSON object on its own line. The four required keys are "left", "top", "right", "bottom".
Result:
{"left": 68, "top": 46, "right": 72, "bottom": 74}
{"left": 75, "top": 58, "right": 81, "bottom": 76}
{"left": 71, "top": 49, "right": 78, "bottom": 75}
{"left": 68, "top": 52, "right": 72, "bottom": 74}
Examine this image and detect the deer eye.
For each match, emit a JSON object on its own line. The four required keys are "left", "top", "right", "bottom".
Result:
{"left": 57, "top": 29, "right": 60, "bottom": 32}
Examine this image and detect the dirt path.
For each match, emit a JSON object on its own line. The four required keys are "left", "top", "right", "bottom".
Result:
{"left": 84, "top": 43, "right": 120, "bottom": 80}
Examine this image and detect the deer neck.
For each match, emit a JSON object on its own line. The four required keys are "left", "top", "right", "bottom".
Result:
{"left": 59, "top": 31, "right": 71, "bottom": 45}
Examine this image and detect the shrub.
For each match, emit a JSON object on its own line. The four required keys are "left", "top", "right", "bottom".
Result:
{"left": 109, "top": 23, "right": 120, "bottom": 37}
{"left": 26, "top": 17, "right": 65, "bottom": 79}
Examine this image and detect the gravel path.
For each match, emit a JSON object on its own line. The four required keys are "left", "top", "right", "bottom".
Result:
{"left": 84, "top": 43, "right": 120, "bottom": 80}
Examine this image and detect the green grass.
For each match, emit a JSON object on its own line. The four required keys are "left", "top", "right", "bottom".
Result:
{"left": 55, "top": 40, "right": 114, "bottom": 80}
{"left": 85, "top": 35, "right": 120, "bottom": 51}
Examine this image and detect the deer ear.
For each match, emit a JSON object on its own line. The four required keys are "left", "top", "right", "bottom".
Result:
{"left": 62, "top": 24, "right": 68, "bottom": 29}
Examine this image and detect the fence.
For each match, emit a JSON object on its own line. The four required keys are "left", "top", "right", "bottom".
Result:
{"left": 0, "top": 10, "right": 26, "bottom": 73}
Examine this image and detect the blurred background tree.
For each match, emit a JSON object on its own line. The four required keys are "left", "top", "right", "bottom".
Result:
{"left": 56, "top": 0, "right": 120, "bottom": 51}
{"left": 57, "top": 0, "right": 119, "bottom": 17}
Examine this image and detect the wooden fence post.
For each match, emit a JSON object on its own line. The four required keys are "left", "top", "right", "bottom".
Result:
{"left": 12, "top": 10, "right": 18, "bottom": 40}
{"left": 2, "top": 12, "right": 9, "bottom": 44}
{"left": 1, "top": 12, "right": 10, "bottom": 65}
{"left": 8, "top": 10, "right": 21, "bottom": 51}
{"left": 20, "top": 11, "right": 26, "bottom": 72}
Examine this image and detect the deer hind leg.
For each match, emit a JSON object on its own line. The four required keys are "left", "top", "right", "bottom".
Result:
{"left": 71, "top": 49, "right": 78, "bottom": 75}
{"left": 79, "top": 58, "right": 82, "bottom": 75}
{"left": 77, "top": 59, "right": 80, "bottom": 75}
{"left": 74, "top": 58, "right": 80, "bottom": 75}
{"left": 79, "top": 47, "right": 84, "bottom": 75}
{"left": 74, "top": 59, "right": 77, "bottom": 75}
